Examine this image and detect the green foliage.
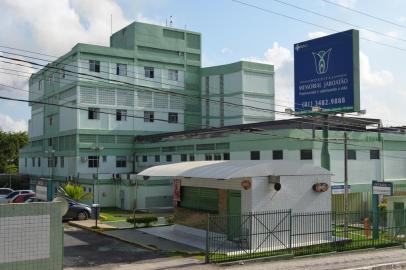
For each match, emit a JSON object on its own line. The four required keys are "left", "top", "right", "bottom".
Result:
{"left": 57, "top": 182, "right": 93, "bottom": 202}
{"left": 165, "top": 215, "right": 174, "bottom": 224}
{"left": 0, "top": 130, "right": 28, "bottom": 173}
{"left": 126, "top": 216, "right": 158, "bottom": 225}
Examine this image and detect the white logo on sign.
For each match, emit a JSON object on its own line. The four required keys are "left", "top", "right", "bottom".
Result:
{"left": 312, "top": 48, "right": 332, "bottom": 75}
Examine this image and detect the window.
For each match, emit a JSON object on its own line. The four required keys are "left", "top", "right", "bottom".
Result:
{"left": 135, "top": 155, "right": 139, "bottom": 162}
{"left": 48, "top": 157, "right": 57, "bottom": 168}
{"left": 168, "top": 112, "right": 178, "bottom": 123}
{"left": 214, "top": 154, "right": 222, "bottom": 160}
{"left": 181, "top": 154, "right": 187, "bottom": 162}
{"left": 144, "top": 111, "right": 154, "bottom": 122}
{"left": 189, "top": 154, "right": 195, "bottom": 161}
{"left": 168, "top": 69, "right": 178, "bottom": 81}
{"left": 166, "top": 155, "right": 172, "bottom": 162}
{"left": 49, "top": 116, "right": 53, "bottom": 126}
{"left": 37, "top": 157, "right": 41, "bottom": 167}
{"left": 144, "top": 66, "right": 154, "bottom": 78}
{"left": 116, "top": 63, "right": 127, "bottom": 76}
{"left": 116, "top": 109, "right": 127, "bottom": 121}
{"left": 32, "top": 158, "right": 35, "bottom": 167}
{"left": 370, "top": 150, "right": 380, "bottom": 160}
{"left": 24, "top": 158, "right": 27, "bottom": 168}
{"left": 273, "top": 150, "right": 283, "bottom": 160}
{"left": 300, "top": 149, "right": 313, "bottom": 160}
{"left": 142, "top": 155, "right": 147, "bottom": 162}
{"left": 60, "top": 156, "right": 64, "bottom": 168}
{"left": 205, "top": 154, "right": 213, "bottom": 161}
{"left": 48, "top": 138, "right": 53, "bottom": 147}
{"left": 48, "top": 76, "right": 52, "bottom": 85}
{"left": 88, "top": 107, "right": 100, "bottom": 120}
{"left": 116, "top": 156, "right": 127, "bottom": 168}
{"left": 155, "top": 155, "right": 160, "bottom": 162}
{"left": 38, "top": 79, "right": 43, "bottom": 90}
{"left": 89, "top": 60, "right": 100, "bottom": 73}
{"left": 102, "top": 156, "right": 107, "bottom": 162}
{"left": 223, "top": 153, "right": 230, "bottom": 160}
{"left": 88, "top": 156, "right": 99, "bottom": 168}
{"left": 347, "top": 149, "right": 356, "bottom": 160}
{"left": 60, "top": 66, "right": 66, "bottom": 79}
{"left": 250, "top": 151, "right": 260, "bottom": 160}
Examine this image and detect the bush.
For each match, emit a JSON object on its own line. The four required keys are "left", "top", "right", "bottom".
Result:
{"left": 126, "top": 216, "right": 158, "bottom": 225}
{"left": 165, "top": 215, "right": 174, "bottom": 224}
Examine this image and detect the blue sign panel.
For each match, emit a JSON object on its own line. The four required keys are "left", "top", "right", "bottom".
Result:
{"left": 294, "top": 30, "right": 360, "bottom": 114}
{"left": 372, "top": 180, "right": 393, "bottom": 196}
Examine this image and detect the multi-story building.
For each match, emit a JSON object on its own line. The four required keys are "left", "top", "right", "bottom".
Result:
{"left": 19, "top": 21, "right": 276, "bottom": 209}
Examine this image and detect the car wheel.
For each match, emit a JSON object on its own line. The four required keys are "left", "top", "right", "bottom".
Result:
{"left": 76, "top": 211, "right": 88, "bottom": 221}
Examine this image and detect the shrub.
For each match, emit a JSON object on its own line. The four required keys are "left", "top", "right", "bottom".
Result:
{"left": 165, "top": 215, "right": 174, "bottom": 224}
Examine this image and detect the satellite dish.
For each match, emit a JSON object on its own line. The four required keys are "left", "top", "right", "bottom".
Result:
{"left": 52, "top": 196, "right": 69, "bottom": 215}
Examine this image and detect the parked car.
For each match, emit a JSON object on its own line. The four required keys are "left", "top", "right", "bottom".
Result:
{"left": 11, "top": 192, "right": 35, "bottom": 203}
{"left": 0, "top": 190, "right": 35, "bottom": 204}
{"left": 25, "top": 197, "right": 45, "bottom": 203}
{"left": 0, "top": 188, "right": 13, "bottom": 197}
{"left": 63, "top": 197, "right": 91, "bottom": 221}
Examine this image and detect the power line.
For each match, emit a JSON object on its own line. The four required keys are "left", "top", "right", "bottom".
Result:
{"left": 321, "top": 0, "right": 406, "bottom": 30}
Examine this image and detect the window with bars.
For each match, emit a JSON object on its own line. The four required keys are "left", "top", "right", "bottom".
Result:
{"left": 144, "top": 67, "right": 154, "bottom": 78}
{"left": 37, "top": 157, "right": 41, "bottom": 167}
{"left": 348, "top": 149, "right": 357, "bottom": 160}
{"left": 89, "top": 60, "right": 100, "bottom": 73}
{"left": 155, "top": 155, "right": 160, "bottom": 162}
{"left": 88, "top": 108, "right": 100, "bottom": 120}
{"left": 273, "top": 150, "right": 283, "bottom": 160}
{"left": 205, "top": 154, "right": 213, "bottom": 161}
{"left": 168, "top": 69, "right": 178, "bottom": 81}
{"left": 32, "top": 157, "right": 35, "bottom": 167}
{"left": 181, "top": 154, "right": 187, "bottom": 162}
{"left": 370, "top": 150, "right": 380, "bottom": 160}
{"left": 144, "top": 111, "right": 154, "bottom": 122}
{"left": 214, "top": 154, "right": 222, "bottom": 160}
{"left": 168, "top": 112, "right": 178, "bottom": 123}
{"left": 189, "top": 154, "right": 195, "bottom": 161}
{"left": 116, "top": 109, "right": 127, "bottom": 121}
{"left": 116, "top": 63, "right": 127, "bottom": 76}
{"left": 142, "top": 155, "right": 147, "bottom": 162}
{"left": 250, "top": 151, "right": 260, "bottom": 160}
{"left": 223, "top": 153, "right": 230, "bottom": 160}
{"left": 116, "top": 156, "right": 127, "bottom": 168}
{"left": 166, "top": 155, "right": 172, "bottom": 162}
{"left": 88, "top": 156, "right": 99, "bottom": 168}
{"left": 300, "top": 150, "right": 313, "bottom": 160}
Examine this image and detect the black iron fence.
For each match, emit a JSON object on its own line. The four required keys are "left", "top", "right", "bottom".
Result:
{"left": 206, "top": 209, "right": 406, "bottom": 263}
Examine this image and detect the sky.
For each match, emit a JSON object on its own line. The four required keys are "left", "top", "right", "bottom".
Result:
{"left": 0, "top": 0, "right": 406, "bottom": 132}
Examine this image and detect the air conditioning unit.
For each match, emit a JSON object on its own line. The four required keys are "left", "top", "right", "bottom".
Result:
{"left": 80, "top": 156, "right": 88, "bottom": 163}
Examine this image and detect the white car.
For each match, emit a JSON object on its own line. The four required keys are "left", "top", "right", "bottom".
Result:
{"left": 0, "top": 190, "right": 35, "bottom": 204}
{"left": 0, "top": 188, "right": 13, "bottom": 198}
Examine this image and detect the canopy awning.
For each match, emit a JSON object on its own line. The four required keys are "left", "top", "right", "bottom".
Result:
{"left": 138, "top": 160, "right": 331, "bottom": 180}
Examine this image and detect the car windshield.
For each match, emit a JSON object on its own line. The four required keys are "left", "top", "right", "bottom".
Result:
{"left": 0, "top": 189, "right": 10, "bottom": 195}
{"left": 6, "top": 191, "right": 18, "bottom": 199}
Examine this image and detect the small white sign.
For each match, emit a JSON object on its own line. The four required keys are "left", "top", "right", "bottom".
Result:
{"left": 372, "top": 181, "right": 393, "bottom": 196}
{"left": 36, "top": 185, "right": 47, "bottom": 201}
{"left": 331, "top": 184, "right": 351, "bottom": 194}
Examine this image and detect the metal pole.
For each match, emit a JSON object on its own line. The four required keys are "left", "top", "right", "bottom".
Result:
{"left": 344, "top": 132, "right": 349, "bottom": 238}
{"left": 321, "top": 114, "right": 331, "bottom": 170}
{"left": 96, "top": 149, "right": 100, "bottom": 204}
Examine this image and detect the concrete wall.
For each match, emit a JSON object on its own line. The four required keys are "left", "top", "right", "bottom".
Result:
{"left": 0, "top": 202, "right": 63, "bottom": 270}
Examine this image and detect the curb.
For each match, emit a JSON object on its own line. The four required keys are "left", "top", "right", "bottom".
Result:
{"left": 343, "top": 261, "right": 406, "bottom": 270}
{"left": 67, "top": 221, "right": 159, "bottom": 252}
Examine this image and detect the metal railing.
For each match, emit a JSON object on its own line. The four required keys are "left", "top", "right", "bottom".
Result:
{"left": 206, "top": 209, "right": 406, "bottom": 263}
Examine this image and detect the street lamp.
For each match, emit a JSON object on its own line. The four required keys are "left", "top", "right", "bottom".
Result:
{"left": 45, "top": 148, "right": 56, "bottom": 180}
{"left": 91, "top": 145, "right": 104, "bottom": 204}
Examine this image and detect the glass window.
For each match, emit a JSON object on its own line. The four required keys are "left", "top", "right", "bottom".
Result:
{"left": 181, "top": 154, "right": 187, "bottom": 162}
{"left": 168, "top": 112, "right": 178, "bottom": 123}
{"left": 370, "top": 150, "right": 380, "bottom": 160}
{"left": 32, "top": 157, "right": 35, "bottom": 167}
{"left": 89, "top": 60, "right": 100, "bottom": 73}
{"left": 24, "top": 158, "right": 27, "bottom": 167}
{"left": 116, "top": 156, "right": 127, "bottom": 168}
{"left": 60, "top": 156, "right": 64, "bottom": 168}
{"left": 102, "top": 156, "right": 107, "bottom": 162}
{"left": 144, "top": 111, "right": 154, "bottom": 122}
{"left": 48, "top": 138, "right": 53, "bottom": 147}
{"left": 88, "top": 107, "right": 100, "bottom": 120}
{"left": 116, "top": 63, "right": 127, "bottom": 76}
{"left": 168, "top": 69, "right": 178, "bottom": 81}
{"left": 300, "top": 149, "right": 313, "bottom": 160}
{"left": 214, "top": 154, "right": 222, "bottom": 160}
{"left": 273, "top": 150, "right": 283, "bottom": 160}
{"left": 37, "top": 157, "right": 41, "bottom": 167}
{"left": 166, "top": 155, "right": 172, "bottom": 162}
{"left": 88, "top": 156, "right": 99, "bottom": 168}
{"left": 205, "top": 154, "right": 213, "bottom": 161}
{"left": 347, "top": 149, "right": 356, "bottom": 160}
{"left": 116, "top": 109, "right": 127, "bottom": 121}
{"left": 250, "top": 151, "right": 260, "bottom": 160}
{"left": 49, "top": 116, "right": 53, "bottom": 126}
{"left": 154, "top": 155, "right": 160, "bottom": 162}
{"left": 223, "top": 153, "right": 230, "bottom": 160}
{"left": 144, "top": 67, "right": 154, "bottom": 78}
{"left": 142, "top": 155, "right": 147, "bottom": 162}
{"left": 189, "top": 154, "right": 195, "bottom": 161}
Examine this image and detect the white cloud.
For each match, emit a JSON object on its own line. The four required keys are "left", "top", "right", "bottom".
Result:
{"left": 336, "top": 0, "right": 357, "bottom": 8}
{"left": 221, "top": 47, "right": 232, "bottom": 54}
{"left": 399, "top": 16, "right": 406, "bottom": 23}
{"left": 308, "top": 31, "right": 328, "bottom": 39}
{"left": 136, "top": 13, "right": 165, "bottom": 26}
{"left": 242, "top": 42, "right": 292, "bottom": 70}
{"left": 360, "top": 51, "right": 394, "bottom": 88}
{"left": 0, "top": 113, "right": 27, "bottom": 132}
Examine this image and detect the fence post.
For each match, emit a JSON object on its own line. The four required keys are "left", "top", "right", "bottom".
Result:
{"left": 289, "top": 209, "right": 292, "bottom": 253}
{"left": 205, "top": 213, "right": 210, "bottom": 263}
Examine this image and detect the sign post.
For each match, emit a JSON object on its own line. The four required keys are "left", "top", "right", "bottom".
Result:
{"left": 371, "top": 181, "right": 393, "bottom": 239}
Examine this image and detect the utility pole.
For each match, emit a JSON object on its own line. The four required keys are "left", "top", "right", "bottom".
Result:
{"left": 344, "top": 132, "right": 349, "bottom": 238}
{"left": 91, "top": 145, "right": 104, "bottom": 204}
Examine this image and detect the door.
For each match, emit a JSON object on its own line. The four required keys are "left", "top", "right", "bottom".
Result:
{"left": 227, "top": 190, "right": 241, "bottom": 240}
{"left": 393, "top": 202, "right": 405, "bottom": 234}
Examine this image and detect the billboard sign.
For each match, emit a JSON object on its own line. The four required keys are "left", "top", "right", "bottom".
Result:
{"left": 294, "top": 29, "right": 360, "bottom": 114}
{"left": 372, "top": 180, "right": 393, "bottom": 196}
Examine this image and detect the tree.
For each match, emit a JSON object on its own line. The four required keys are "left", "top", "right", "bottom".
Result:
{"left": 57, "top": 182, "right": 93, "bottom": 202}
{"left": 0, "top": 130, "right": 28, "bottom": 173}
